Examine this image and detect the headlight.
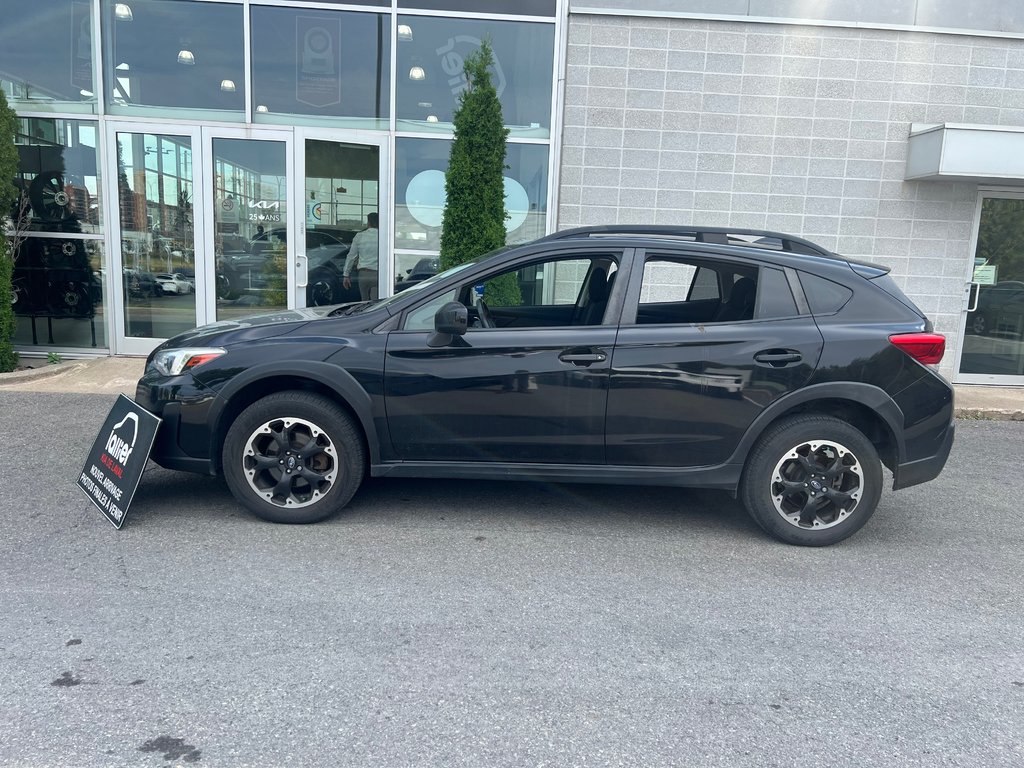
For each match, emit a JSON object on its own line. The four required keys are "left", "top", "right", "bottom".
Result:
{"left": 151, "top": 347, "right": 226, "bottom": 376}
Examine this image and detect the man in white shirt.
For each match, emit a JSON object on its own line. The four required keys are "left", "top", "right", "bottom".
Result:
{"left": 343, "top": 212, "right": 379, "bottom": 300}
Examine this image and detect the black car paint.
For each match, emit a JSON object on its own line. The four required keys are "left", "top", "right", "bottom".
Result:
{"left": 136, "top": 235, "right": 955, "bottom": 494}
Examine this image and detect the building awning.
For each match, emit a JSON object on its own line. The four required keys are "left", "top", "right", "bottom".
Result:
{"left": 906, "top": 124, "right": 1024, "bottom": 184}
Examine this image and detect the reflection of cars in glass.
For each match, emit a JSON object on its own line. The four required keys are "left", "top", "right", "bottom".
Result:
{"left": 138, "top": 225, "right": 955, "bottom": 547}
{"left": 123, "top": 268, "right": 160, "bottom": 298}
{"left": 220, "top": 233, "right": 361, "bottom": 306}
{"left": 395, "top": 257, "right": 440, "bottom": 293}
{"left": 155, "top": 273, "right": 194, "bottom": 295}
{"left": 968, "top": 281, "right": 1024, "bottom": 337}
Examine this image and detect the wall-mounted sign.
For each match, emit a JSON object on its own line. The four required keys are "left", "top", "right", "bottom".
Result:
{"left": 77, "top": 395, "right": 161, "bottom": 529}
{"left": 296, "top": 16, "right": 341, "bottom": 108}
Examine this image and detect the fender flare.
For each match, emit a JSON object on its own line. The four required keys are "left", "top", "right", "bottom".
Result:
{"left": 207, "top": 360, "right": 381, "bottom": 467}
{"left": 727, "top": 381, "right": 906, "bottom": 468}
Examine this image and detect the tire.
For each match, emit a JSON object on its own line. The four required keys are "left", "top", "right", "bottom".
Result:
{"left": 739, "top": 415, "right": 882, "bottom": 546}
{"left": 307, "top": 270, "right": 340, "bottom": 306}
{"left": 222, "top": 391, "right": 366, "bottom": 524}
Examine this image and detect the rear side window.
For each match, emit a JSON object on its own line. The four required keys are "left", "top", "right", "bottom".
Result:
{"left": 757, "top": 268, "right": 799, "bottom": 318}
{"left": 799, "top": 272, "right": 853, "bottom": 315}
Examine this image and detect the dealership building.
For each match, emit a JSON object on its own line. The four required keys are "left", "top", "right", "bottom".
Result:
{"left": 4, "top": 0, "right": 1024, "bottom": 386}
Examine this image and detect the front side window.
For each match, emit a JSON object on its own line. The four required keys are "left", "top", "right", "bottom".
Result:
{"left": 636, "top": 256, "right": 758, "bottom": 325}
{"left": 402, "top": 255, "right": 619, "bottom": 331}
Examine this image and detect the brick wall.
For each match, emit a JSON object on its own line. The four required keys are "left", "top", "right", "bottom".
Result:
{"left": 559, "top": 15, "right": 1024, "bottom": 377}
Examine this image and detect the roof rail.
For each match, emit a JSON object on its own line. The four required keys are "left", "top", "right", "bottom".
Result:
{"left": 537, "top": 225, "right": 834, "bottom": 258}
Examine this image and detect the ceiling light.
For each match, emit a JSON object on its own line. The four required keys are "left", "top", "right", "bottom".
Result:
{"left": 417, "top": 101, "right": 432, "bottom": 108}
{"left": 397, "top": 24, "right": 413, "bottom": 42}
{"left": 255, "top": 105, "right": 269, "bottom": 113}
{"left": 177, "top": 49, "right": 195, "bottom": 66}
{"left": 115, "top": 62, "right": 130, "bottom": 71}
{"left": 220, "top": 79, "right": 236, "bottom": 92}
{"left": 114, "top": 3, "right": 133, "bottom": 21}
{"left": 426, "top": 115, "right": 439, "bottom": 123}
{"left": 408, "top": 66, "right": 425, "bottom": 81}
{"left": 80, "top": 89, "right": 94, "bottom": 97}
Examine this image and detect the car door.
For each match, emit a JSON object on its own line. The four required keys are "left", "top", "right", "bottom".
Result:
{"left": 383, "top": 251, "right": 623, "bottom": 464}
{"left": 605, "top": 249, "right": 823, "bottom": 467}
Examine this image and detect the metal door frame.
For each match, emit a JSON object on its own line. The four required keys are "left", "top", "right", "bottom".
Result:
{"left": 953, "top": 188, "right": 1024, "bottom": 385}
{"left": 103, "top": 120, "right": 204, "bottom": 357}
{"left": 293, "top": 128, "right": 391, "bottom": 303}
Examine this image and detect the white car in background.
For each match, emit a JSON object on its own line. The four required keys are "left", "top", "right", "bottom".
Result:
{"left": 155, "top": 273, "right": 194, "bottom": 295}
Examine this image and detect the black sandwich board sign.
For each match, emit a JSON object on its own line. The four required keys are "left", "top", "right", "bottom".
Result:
{"left": 77, "top": 394, "right": 161, "bottom": 529}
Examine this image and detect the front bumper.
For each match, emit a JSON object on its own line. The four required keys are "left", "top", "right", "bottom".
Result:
{"left": 135, "top": 373, "right": 219, "bottom": 476}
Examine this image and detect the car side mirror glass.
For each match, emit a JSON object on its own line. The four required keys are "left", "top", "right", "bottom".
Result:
{"left": 428, "top": 301, "right": 468, "bottom": 347}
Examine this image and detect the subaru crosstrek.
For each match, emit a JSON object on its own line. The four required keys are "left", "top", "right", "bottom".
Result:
{"left": 136, "top": 226, "right": 954, "bottom": 546}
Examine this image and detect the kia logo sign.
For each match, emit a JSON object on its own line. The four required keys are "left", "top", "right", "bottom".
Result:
{"left": 249, "top": 200, "right": 280, "bottom": 210}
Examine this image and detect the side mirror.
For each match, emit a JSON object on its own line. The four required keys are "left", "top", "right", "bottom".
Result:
{"left": 428, "top": 301, "right": 468, "bottom": 347}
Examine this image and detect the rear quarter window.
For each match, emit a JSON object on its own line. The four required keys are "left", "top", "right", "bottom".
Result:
{"left": 799, "top": 272, "right": 853, "bottom": 315}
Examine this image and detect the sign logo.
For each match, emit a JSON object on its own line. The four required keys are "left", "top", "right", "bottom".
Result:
{"left": 296, "top": 16, "right": 342, "bottom": 108}
{"left": 249, "top": 200, "right": 280, "bottom": 210}
{"left": 436, "top": 36, "right": 507, "bottom": 103}
{"left": 105, "top": 412, "right": 138, "bottom": 467}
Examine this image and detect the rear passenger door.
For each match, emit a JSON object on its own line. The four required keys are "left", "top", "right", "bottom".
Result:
{"left": 605, "top": 250, "right": 824, "bottom": 468}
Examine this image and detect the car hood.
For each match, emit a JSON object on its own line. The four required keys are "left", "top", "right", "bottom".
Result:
{"left": 162, "top": 306, "right": 338, "bottom": 348}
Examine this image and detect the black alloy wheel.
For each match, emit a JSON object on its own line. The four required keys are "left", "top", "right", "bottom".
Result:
{"left": 223, "top": 391, "right": 365, "bottom": 523}
{"left": 740, "top": 415, "right": 882, "bottom": 546}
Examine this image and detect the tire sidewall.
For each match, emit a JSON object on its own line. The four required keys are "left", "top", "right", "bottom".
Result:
{"left": 222, "top": 392, "right": 364, "bottom": 524}
{"left": 740, "top": 416, "right": 882, "bottom": 546}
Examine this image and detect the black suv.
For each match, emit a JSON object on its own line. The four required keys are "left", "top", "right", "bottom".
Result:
{"left": 136, "top": 226, "right": 954, "bottom": 546}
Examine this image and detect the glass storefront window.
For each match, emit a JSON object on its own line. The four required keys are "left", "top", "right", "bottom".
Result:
{"left": 0, "top": 3, "right": 97, "bottom": 113}
{"left": 394, "top": 138, "right": 548, "bottom": 275}
{"left": 102, "top": 0, "right": 244, "bottom": 120}
{"left": 251, "top": 7, "right": 390, "bottom": 130}
{"left": 395, "top": 16, "right": 554, "bottom": 138}
{"left": 11, "top": 239, "right": 108, "bottom": 349}
{"left": 116, "top": 131, "right": 197, "bottom": 340}
{"left": 960, "top": 197, "right": 1024, "bottom": 378}
{"left": 213, "top": 138, "right": 290, "bottom": 320}
{"left": 12, "top": 118, "right": 102, "bottom": 235}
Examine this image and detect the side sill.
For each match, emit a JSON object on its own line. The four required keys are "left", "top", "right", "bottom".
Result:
{"left": 370, "top": 461, "right": 742, "bottom": 490}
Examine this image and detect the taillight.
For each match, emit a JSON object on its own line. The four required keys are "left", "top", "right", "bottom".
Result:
{"left": 889, "top": 333, "right": 945, "bottom": 365}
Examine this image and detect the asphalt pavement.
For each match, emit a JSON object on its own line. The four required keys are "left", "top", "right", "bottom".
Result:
{"left": 0, "top": 390, "right": 1022, "bottom": 767}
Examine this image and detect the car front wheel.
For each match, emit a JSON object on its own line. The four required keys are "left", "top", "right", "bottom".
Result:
{"left": 222, "top": 391, "right": 365, "bottom": 524}
{"left": 739, "top": 415, "right": 882, "bottom": 546}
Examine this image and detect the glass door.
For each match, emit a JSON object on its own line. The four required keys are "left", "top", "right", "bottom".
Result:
{"left": 106, "top": 122, "right": 204, "bottom": 356}
{"left": 201, "top": 128, "right": 295, "bottom": 321}
{"left": 294, "top": 129, "right": 388, "bottom": 306}
{"left": 957, "top": 193, "right": 1024, "bottom": 384}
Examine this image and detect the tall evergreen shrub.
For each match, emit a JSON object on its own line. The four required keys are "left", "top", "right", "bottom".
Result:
{"left": 439, "top": 40, "right": 520, "bottom": 307}
{"left": 0, "top": 91, "right": 20, "bottom": 372}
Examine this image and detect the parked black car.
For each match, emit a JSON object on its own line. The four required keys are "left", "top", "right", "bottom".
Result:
{"left": 395, "top": 257, "right": 440, "bottom": 293}
{"left": 137, "top": 226, "right": 954, "bottom": 546}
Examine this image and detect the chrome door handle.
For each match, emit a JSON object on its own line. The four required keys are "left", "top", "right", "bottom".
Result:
{"left": 296, "top": 254, "right": 308, "bottom": 288}
{"left": 966, "top": 282, "right": 980, "bottom": 313}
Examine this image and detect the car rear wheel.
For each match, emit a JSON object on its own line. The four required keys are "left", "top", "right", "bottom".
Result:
{"left": 223, "top": 391, "right": 365, "bottom": 524}
{"left": 739, "top": 415, "right": 882, "bottom": 546}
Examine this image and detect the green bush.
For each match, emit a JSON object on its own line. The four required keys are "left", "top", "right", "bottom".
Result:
{"left": 0, "top": 91, "right": 20, "bottom": 372}
{"left": 439, "top": 40, "right": 520, "bottom": 308}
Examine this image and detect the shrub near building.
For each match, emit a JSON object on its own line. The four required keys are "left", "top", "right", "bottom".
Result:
{"left": 0, "top": 90, "right": 20, "bottom": 372}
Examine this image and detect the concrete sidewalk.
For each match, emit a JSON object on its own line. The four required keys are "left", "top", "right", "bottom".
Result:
{"left": 0, "top": 355, "right": 1022, "bottom": 419}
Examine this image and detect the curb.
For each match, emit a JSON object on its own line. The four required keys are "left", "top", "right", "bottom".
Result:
{"left": 0, "top": 360, "right": 87, "bottom": 386}
{"left": 955, "top": 407, "right": 1024, "bottom": 422}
